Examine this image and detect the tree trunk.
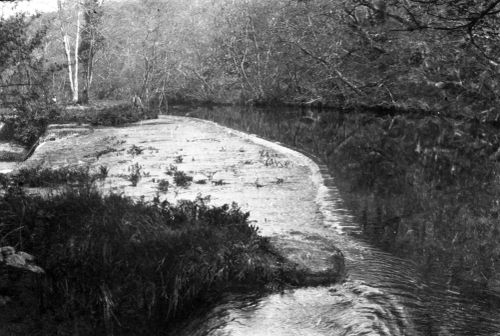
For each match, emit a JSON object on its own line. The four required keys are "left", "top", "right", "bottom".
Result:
{"left": 57, "top": 0, "right": 81, "bottom": 104}
{"left": 80, "top": 0, "right": 104, "bottom": 104}
{"left": 73, "top": 5, "right": 81, "bottom": 103}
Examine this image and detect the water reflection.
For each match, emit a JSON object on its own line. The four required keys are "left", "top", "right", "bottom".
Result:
{"left": 170, "top": 106, "right": 500, "bottom": 336}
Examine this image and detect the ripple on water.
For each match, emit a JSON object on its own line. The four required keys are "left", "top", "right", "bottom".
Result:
{"left": 177, "top": 282, "right": 417, "bottom": 336}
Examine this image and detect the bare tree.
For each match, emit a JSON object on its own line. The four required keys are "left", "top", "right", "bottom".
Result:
{"left": 57, "top": 0, "right": 80, "bottom": 103}
{"left": 57, "top": 0, "right": 104, "bottom": 104}
{"left": 80, "top": 0, "right": 105, "bottom": 104}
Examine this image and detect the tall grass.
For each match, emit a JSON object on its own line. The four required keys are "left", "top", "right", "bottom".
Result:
{"left": 0, "top": 183, "right": 294, "bottom": 335}
{"left": 9, "top": 166, "right": 106, "bottom": 188}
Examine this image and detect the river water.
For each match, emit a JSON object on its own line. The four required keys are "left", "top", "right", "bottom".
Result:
{"left": 169, "top": 106, "right": 500, "bottom": 336}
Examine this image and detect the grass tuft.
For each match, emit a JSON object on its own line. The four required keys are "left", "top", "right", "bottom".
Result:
{"left": 127, "top": 163, "right": 142, "bottom": 186}
{"left": 157, "top": 179, "right": 169, "bottom": 193}
{"left": 173, "top": 170, "right": 193, "bottom": 187}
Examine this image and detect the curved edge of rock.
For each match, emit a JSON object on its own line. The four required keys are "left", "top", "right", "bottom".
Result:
{"left": 271, "top": 237, "right": 346, "bottom": 287}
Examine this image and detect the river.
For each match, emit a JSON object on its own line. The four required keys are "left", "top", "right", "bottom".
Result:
{"left": 168, "top": 106, "right": 500, "bottom": 336}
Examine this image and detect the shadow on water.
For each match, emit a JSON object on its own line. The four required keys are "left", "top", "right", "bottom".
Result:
{"left": 168, "top": 106, "right": 500, "bottom": 336}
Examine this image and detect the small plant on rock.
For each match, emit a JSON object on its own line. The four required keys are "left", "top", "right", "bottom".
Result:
{"left": 128, "top": 163, "right": 142, "bottom": 186}
{"left": 97, "top": 165, "right": 109, "bottom": 180}
{"left": 157, "top": 179, "right": 169, "bottom": 193}
{"left": 93, "top": 147, "right": 116, "bottom": 159}
{"left": 212, "top": 179, "right": 226, "bottom": 186}
{"left": 165, "top": 164, "right": 178, "bottom": 176}
{"left": 173, "top": 170, "right": 193, "bottom": 187}
{"left": 127, "top": 144, "right": 144, "bottom": 156}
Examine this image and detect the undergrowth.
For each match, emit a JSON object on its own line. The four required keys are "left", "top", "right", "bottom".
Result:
{"left": 1, "top": 101, "right": 157, "bottom": 150}
{"left": 0, "top": 182, "right": 298, "bottom": 335}
{"left": 7, "top": 166, "right": 107, "bottom": 188}
{"left": 56, "top": 101, "right": 158, "bottom": 127}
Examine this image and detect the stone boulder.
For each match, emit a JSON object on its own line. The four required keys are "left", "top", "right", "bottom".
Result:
{"left": 0, "top": 246, "right": 43, "bottom": 274}
{"left": 270, "top": 237, "right": 346, "bottom": 286}
{"left": 193, "top": 173, "right": 209, "bottom": 184}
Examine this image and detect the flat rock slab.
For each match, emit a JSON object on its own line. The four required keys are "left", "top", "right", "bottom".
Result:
{"left": 41, "top": 124, "right": 93, "bottom": 142}
{"left": 21, "top": 115, "right": 343, "bottom": 278}
{"left": 0, "top": 142, "right": 27, "bottom": 162}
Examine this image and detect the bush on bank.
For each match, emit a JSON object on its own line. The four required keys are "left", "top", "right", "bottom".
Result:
{"left": 0, "top": 182, "right": 293, "bottom": 335}
{"left": 56, "top": 100, "right": 158, "bottom": 126}
{"left": 1, "top": 100, "right": 157, "bottom": 149}
{"left": 0, "top": 101, "right": 61, "bottom": 148}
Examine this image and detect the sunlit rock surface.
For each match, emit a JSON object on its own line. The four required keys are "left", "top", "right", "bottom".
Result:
{"left": 0, "top": 246, "right": 43, "bottom": 274}
{"left": 0, "top": 142, "right": 26, "bottom": 162}
{"left": 25, "top": 118, "right": 316, "bottom": 230}
{"left": 21, "top": 116, "right": 345, "bottom": 280}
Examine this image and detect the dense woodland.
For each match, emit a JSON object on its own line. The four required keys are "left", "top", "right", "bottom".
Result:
{"left": 0, "top": 0, "right": 499, "bottom": 114}
{"left": 2, "top": 0, "right": 500, "bottom": 303}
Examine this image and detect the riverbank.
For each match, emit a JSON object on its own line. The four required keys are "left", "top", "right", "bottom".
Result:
{"left": 0, "top": 100, "right": 156, "bottom": 152}
{"left": 0, "top": 100, "right": 157, "bottom": 174}
{"left": 0, "top": 115, "right": 345, "bottom": 334}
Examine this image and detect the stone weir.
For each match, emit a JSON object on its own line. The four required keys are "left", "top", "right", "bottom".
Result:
{"left": 20, "top": 115, "right": 345, "bottom": 285}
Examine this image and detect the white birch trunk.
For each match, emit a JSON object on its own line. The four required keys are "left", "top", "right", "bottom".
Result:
{"left": 57, "top": 0, "right": 81, "bottom": 103}
{"left": 73, "top": 4, "right": 81, "bottom": 103}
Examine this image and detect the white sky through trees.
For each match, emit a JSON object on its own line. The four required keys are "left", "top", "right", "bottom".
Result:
{"left": 0, "top": 0, "right": 58, "bottom": 17}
